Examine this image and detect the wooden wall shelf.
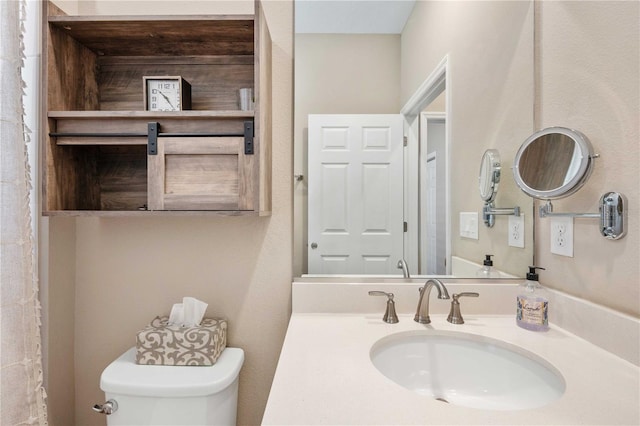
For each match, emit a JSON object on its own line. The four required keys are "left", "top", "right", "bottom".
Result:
{"left": 42, "top": 1, "right": 272, "bottom": 216}
{"left": 48, "top": 15, "right": 255, "bottom": 57}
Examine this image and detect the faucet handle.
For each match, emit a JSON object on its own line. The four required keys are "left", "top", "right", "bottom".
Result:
{"left": 446, "top": 292, "right": 479, "bottom": 324}
{"left": 368, "top": 291, "right": 399, "bottom": 324}
{"left": 454, "top": 292, "right": 479, "bottom": 300}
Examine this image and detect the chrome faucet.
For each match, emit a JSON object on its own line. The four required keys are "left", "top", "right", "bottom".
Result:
{"left": 397, "top": 259, "right": 410, "bottom": 278}
{"left": 414, "top": 279, "right": 450, "bottom": 324}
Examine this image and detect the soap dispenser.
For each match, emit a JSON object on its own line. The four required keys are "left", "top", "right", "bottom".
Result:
{"left": 476, "top": 254, "right": 500, "bottom": 278}
{"left": 516, "top": 266, "right": 549, "bottom": 332}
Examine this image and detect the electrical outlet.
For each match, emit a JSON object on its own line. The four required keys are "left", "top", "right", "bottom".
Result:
{"left": 508, "top": 214, "right": 525, "bottom": 248}
{"left": 550, "top": 217, "right": 573, "bottom": 257}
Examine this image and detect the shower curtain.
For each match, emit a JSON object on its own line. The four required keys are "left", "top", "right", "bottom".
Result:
{"left": 0, "top": 0, "right": 48, "bottom": 424}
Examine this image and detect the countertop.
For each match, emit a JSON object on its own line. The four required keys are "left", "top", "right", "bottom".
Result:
{"left": 262, "top": 313, "right": 640, "bottom": 425}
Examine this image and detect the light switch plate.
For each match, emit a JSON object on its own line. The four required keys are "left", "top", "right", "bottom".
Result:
{"left": 508, "top": 214, "right": 525, "bottom": 248}
{"left": 550, "top": 216, "right": 573, "bottom": 257}
{"left": 460, "top": 212, "right": 479, "bottom": 239}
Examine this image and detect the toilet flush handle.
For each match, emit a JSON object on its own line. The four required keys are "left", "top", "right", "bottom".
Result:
{"left": 93, "top": 399, "right": 118, "bottom": 415}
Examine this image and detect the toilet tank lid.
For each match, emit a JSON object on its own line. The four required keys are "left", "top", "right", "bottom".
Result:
{"left": 100, "top": 347, "right": 244, "bottom": 398}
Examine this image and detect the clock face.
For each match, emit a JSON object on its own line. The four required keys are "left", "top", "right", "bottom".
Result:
{"left": 147, "top": 79, "right": 181, "bottom": 111}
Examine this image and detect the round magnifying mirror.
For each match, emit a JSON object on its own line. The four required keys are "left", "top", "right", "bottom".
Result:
{"left": 479, "top": 149, "right": 501, "bottom": 202}
{"left": 513, "top": 127, "right": 595, "bottom": 200}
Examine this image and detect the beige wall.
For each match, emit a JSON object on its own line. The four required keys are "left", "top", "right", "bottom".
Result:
{"left": 400, "top": 1, "right": 535, "bottom": 276}
{"left": 293, "top": 34, "right": 401, "bottom": 275}
{"left": 45, "top": 1, "right": 293, "bottom": 425}
{"left": 44, "top": 217, "right": 76, "bottom": 426}
{"left": 424, "top": 90, "right": 445, "bottom": 113}
{"left": 535, "top": 1, "right": 639, "bottom": 316}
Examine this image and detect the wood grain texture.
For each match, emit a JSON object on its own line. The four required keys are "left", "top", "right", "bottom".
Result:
{"left": 44, "top": 140, "right": 101, "bottom": 210}
{"left": 98, "top": 56, "right": 253, "bottom": 111}
{"left": 98, "top": 146, "right": 148, "bottom": 210}
{"left": 48, "top": 17, "right": 254, "bottom": 56}
{"left": 55, "top": 137, "right": 148, "bottom": 146}
{"left": 54, "top": 116, "right": 246, "bottom": 136}
{"left": 44, "top": 2, "right": 100, "bottom": 211}
{"left": 44, "top": 1, "right": 102, "bottom": 211}
{"left": 43, "top": 1, "right": 271, "bottom": 215}
{"left": 49, "top": 110, "right": 254, "bottom": 118}
{"left": 148, "top": 137, "right": 252, "bottom": 211}
{"left": 47, "top": 24, "right": 99, "bottom": 110}
{"left": 42, "top": 210, "right": 262, "bottom": 217}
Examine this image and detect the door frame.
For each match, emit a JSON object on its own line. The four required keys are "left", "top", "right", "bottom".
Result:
{"left": 401, "top": 55, "right": 452, "bottom": 275}
{"left": 420, "top": 114, "right": 446, "bottom": 274}
{"left": 423, "top": 151, "right": 437, "bottom": 274}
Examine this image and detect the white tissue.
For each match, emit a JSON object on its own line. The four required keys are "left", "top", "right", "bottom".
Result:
{"left": 168, "top": 297, "right": 208, "bottom": 327}
{"left": 168, "top": 303, "right": 185, "bottom": 325}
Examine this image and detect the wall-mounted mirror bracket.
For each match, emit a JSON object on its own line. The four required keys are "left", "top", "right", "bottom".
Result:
{"left": 539, "top": 192, "right": 626, "bottom": 239}
{"left": 483, "top": 202, "right": 521, "bottom": 228}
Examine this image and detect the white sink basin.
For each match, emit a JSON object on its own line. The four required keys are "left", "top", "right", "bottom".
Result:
{"left": 370, "top": 330, "right": 565, "bottom": 410}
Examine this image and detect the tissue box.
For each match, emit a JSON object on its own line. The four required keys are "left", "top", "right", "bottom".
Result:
{"left": 135, "top": 316, "right": 227, "bottom": 366}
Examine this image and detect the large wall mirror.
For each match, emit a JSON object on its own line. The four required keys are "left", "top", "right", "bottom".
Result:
{"left": 293, "top": 0, "right": 535, "bottom": 278}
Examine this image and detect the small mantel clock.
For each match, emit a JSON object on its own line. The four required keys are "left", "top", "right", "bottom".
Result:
{"left": 143, "top": 76, "right": 192, "bottom": 112}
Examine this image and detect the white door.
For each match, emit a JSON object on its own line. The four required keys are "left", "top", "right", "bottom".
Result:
{"left": 308, "top": 114, "right": 404, "bottom": 275}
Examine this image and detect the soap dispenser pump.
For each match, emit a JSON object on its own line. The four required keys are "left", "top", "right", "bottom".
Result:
{"left": 516, "top": 266, "right": 549, "bottom": 332}
{"left": 476, "top": 254, "right": 500, "bottom": 278}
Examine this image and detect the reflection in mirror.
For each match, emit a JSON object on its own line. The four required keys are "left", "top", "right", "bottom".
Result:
{"left": 294, "top": 0, "right": 535, "bottom": 279}
{"left": 513, "top": 127, "right": 595, "bottom": 200}
{"left": 419, "top": 108, "right": 447, "bottom": 276}
{"left": 478, "top": 149, "right": 501, "bottom": 203}
{"left": 479, "top": 149, "right": 521, "bottom": 228}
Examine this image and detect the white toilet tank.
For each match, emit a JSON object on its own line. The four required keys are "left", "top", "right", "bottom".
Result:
{"left": 97, "top": 347, "right": 244, "bottom": 426}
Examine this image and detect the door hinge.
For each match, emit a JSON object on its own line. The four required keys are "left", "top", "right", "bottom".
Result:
{"left": 403, "top": 136, "right": 408, "bottom": 147}
{"left": 147, "top": 122, "right": 159, "bottom": 155}
{"left": 403, "top": 221, "right": 408, "bottom": 232}
{"left": 244, "top": 120, "right": 254, "bottom": 155}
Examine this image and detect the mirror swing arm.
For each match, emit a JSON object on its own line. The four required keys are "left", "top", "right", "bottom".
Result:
{"left": 483, "top": 203, "right": 520, "bottom": 228}
{"left": 513, "top": 127, "right": 626, "bottom": 240}
{"left": 539, "top": 192, "right": 626, "bottom": 240}
{"left": 478, "top": 149, "right": 521, "bottom": 228}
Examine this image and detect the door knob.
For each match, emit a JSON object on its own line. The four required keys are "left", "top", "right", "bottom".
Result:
{"left": 310, "top": 242, "right": 318, "bottom": 249}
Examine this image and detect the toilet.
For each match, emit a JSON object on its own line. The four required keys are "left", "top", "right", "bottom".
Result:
{"left": 95, "top": 347, "right": 244, "bottom": 426}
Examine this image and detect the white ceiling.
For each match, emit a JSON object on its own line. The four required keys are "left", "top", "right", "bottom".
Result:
{"left": 295, "top": 0, "right": 416, "bottom": 34}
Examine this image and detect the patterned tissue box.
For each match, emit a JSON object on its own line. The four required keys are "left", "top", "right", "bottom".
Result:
{"left": 135, "top": 316, "right": 227, "bottom": 366}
